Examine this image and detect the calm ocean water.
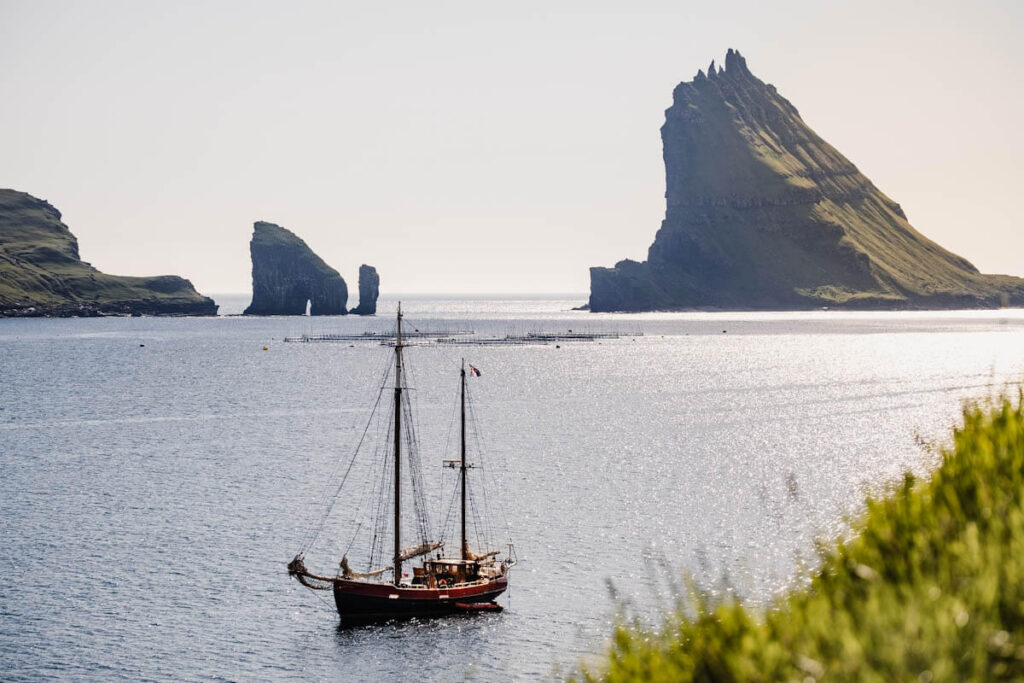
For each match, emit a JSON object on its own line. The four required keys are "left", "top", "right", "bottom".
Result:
{"left": 3, "top": 294, "right": 1024, "bottom": 680}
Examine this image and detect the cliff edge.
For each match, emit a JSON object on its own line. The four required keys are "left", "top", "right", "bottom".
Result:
{"left": 588, "top": 50, "right": 1024, "bottom": 311}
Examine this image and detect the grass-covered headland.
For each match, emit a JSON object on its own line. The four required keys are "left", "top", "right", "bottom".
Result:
{"left": 587, "top": 395, "right": 1024, "bottom": 681}
{"left": 0, "top": 189, "right": 216, "bottom": 316}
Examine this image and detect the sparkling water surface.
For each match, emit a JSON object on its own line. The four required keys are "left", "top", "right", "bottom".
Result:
{"left": 2, "top": 294, "right": 1024, "bottom": 680}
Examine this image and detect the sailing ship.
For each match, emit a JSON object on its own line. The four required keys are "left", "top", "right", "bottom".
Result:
{"left": 288, "top": 304, "right": 515, "bottom": 620}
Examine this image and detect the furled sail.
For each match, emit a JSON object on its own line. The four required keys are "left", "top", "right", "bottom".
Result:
{"left": 397, "top": 541, "right": 443, "bottom": 562}
{"left": 340, "top": 555, "right": 390, "bottom": 579}
{"left": 464, "top": 548, "right": 501, "bottom": 562}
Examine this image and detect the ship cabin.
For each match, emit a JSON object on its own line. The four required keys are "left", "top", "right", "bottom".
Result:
{"left": 413, "top": 559, "right": 482, "bottom": 588}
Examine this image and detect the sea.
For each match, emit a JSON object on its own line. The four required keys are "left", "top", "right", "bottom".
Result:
{"left": 2, "top": 294, "right": 1024, "bottom": 681}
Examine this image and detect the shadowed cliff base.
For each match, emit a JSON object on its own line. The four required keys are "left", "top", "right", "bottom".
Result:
{"left": 588, "top": 49, "right": 1024, "bottom": 312}
{"left": 0, "top": 189, "right": 217, "bottom": 317}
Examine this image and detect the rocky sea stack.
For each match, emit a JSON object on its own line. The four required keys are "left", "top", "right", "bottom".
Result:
{"left": 350, "top": 264, "right": 379, "bottom": 315}
{"left": 588, "top": 50, "right": 1024, "bottom": 312}
{"left": 243, "top": 221, "right": 349, "bottom": 315}
{"left": 0, "top": 189, "right": 217, "bottom": 317}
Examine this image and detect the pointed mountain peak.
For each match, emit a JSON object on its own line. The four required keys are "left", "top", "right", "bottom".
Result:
{"left": 588, "top": 50, "right": 1024, "bottom": 312}
{"left": 724, "top": 48, "right": 749, "bottom": 76}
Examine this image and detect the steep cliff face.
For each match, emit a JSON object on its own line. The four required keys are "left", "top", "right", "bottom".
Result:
{"left": 350, "top": 264, "right": 379, "bottom": 315}
{"left": 243, "top": 221, "right": 348, "bottom": 315}
{"left": 589, "top": 50, "right": 1024, "bottom": 311}
{"left": 0, "top": 189, "right": 217, "bottom": 316}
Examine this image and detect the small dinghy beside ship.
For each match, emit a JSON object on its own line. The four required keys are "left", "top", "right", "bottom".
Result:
{"left": 288, "top": 305, "right": 515, "bottom": 621}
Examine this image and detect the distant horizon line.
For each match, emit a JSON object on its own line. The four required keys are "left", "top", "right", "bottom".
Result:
{"left": 209, "top": 291, "right": 590, "bottom": 298}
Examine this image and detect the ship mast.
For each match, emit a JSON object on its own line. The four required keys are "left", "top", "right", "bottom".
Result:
{"left": 393, "top": 303, "right": 403, "bottom": 586}
{"left": 460, "top": 360, "right": 468, "bottom": 561}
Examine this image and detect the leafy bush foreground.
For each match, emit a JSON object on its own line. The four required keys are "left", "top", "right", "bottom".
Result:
{"left": 587, "top": 395, "right": 1024, "bottom": 681}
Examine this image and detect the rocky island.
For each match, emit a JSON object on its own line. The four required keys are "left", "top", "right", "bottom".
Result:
{"left": 243, "top": 221, "right": 350, "bottom": 315}
{"left": 350, "top": 264, "right": 379, "bottom": 315}
{"left": 0, "top": 189, "right": 217, "bottom": 317}
{"left": 589, "top": 50, "right": 1024, "bottom": 312}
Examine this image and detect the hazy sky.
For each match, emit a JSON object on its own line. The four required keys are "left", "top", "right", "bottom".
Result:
{"left": 2, "top": 0, "right": 1022, "bottom": 295}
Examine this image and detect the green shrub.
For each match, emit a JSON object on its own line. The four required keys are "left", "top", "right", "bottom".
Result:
{"left": 585, "top": 394, "right": 1024, "bottom": 681}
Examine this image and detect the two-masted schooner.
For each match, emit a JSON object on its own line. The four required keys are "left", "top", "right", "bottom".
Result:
{"left": 288, "top": 305, "right": 514, "bottom": 620}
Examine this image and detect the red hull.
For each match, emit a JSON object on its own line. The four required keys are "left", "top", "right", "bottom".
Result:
{"left": 333, "top": 576, "right": 508, "bottom": 621}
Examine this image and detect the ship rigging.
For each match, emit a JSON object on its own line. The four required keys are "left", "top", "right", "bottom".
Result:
{"left": 288, "top": 304, "right": 515, "bottom": 620}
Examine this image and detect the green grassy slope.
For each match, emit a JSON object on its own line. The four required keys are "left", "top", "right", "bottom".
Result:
{"left": 589, "top": 50, "right": 1024, "bottom": 311}
{"left": 585, "top": 394, "right": 1024, "bottom": 681}
{"left": 0, "top": 189, "right": 216, "bottom": 315}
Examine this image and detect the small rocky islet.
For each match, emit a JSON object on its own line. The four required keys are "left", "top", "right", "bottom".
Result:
{"left": 587, "top": 49, "right": 1024, "bottom": 312}
{"left": 350, "top": 264, "right": 380, "bottom": 316}
{"left": 241, "top": 221, "right": 378, "bottom": 316}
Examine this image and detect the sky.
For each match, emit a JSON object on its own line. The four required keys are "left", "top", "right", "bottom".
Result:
{"left": 2, "top": 0, "right": 1022, "bottom": 295}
